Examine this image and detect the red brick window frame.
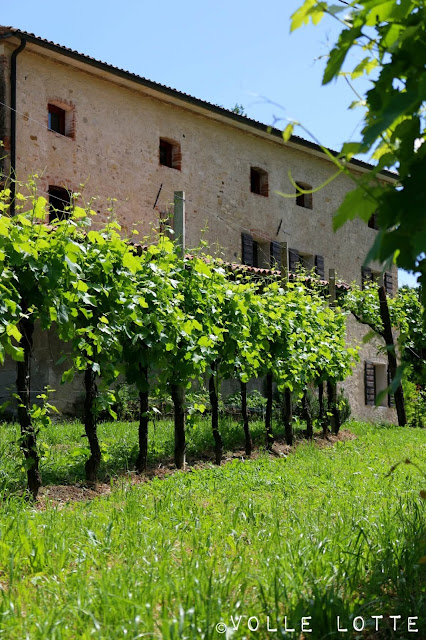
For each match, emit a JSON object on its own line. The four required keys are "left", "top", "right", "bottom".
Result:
{"left": 250, "top": 167, "right": 268, "bottom": 197}
{"left": 295, "top": 181, "right": 313, "bottom": 209}
{"left": 159, "top": 138, "right": 181, "bottom": 170}
{"left": 48, "top": 102, "right": 75, "bottom": 138}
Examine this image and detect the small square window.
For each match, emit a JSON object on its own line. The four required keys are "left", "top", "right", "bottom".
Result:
{"left": 159, "top": 138, "right": 181, "bottom": 170}
{"left": 48, "top": 186, "right": 71, "bottom": 222}
{"left": 295, "top": 182, "right": 313, "bottom": 209}
{"left": 250, "top": 167, "right": 268, "bottom": 197}
{"left": 48, "top": 103, "right": 74, "bottom": 138}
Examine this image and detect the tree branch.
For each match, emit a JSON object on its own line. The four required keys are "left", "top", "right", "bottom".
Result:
{"left": 351, "top": 310, "right": 385, "bottom": 339}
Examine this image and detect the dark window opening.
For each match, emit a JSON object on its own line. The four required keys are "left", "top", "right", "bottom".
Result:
{"left": 368, "top": 213, "right": 379, "bottom": 230}
{"left": 242, "top": 233, "right": 278, "bottom": 268}
{"left": 160, "top": 139, "right": 173, "bottom": 167}
{"left": 295, "top": 182, "right": 313, "bottom": 209}
{"left": 48, "top": 186, "right": 71, "bottom": 222}
{"left": 250, "top": 167, "right": 268, "bottom": 197}
{"left": 47, "top": 103, "right": 74, "bottom": 137}
{"left": 159, "top": 138, "right": 181, "bottom": 170}
{"left": 361, "top": 266, "right": 382, "bottom": 289}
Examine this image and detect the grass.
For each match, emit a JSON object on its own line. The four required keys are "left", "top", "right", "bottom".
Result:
{"left": 0, "top": 414, "right": 288, "bottom": 490}
{"left": 0, "top": 421, "right": 425, "bottom": 638}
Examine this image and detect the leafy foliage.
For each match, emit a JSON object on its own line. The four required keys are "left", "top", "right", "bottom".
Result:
{"left": 291, "top": 0, "right": 426, "bottom": 314}
{"left": 0, "top": 185, "right": 364, "bottom": 490}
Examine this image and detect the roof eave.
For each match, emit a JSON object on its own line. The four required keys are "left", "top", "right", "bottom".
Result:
{"left": 1, "top": 28, "right": 397, "bottom": 183}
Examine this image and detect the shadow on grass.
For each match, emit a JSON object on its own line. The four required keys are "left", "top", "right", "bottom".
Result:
{"left": 1, "top": 415, "right": 349, "bottom": 492}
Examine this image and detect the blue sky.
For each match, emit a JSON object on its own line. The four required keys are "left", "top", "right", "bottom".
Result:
{"left": 2, "top": 0, "right": 417, "bottom": 286}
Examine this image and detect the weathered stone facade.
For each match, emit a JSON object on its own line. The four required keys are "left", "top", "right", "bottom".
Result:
{"left": 0, "top": 28, "right": 398, "bottom": 421}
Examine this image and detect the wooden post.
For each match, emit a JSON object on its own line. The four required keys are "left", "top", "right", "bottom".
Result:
{"left": 329, "top": 268, "right": 336, "bottom": 307}
{"left": 172, "top": 191, "right": 186, "bottom": 468}
{"left": 280, "top": 241, "right": 288, "bottom": 282}
{"left": 327, "top": 268, "right": 339, "bottom": 433}
{"left": 174, "top": 191, "right": 185, "bottom": 254}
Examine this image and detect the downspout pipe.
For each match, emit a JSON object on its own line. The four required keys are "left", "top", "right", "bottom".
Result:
{"left": 10, "top": 37, "right": 26, "bottom": 215}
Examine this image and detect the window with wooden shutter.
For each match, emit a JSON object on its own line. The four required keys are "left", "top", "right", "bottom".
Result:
{"left": 241, "top": 233, "right": 254, "bottom": 266}
{"left": 384, "top": 272, "right": 393, "bottom": 296}
{"left": 387, "top": 366, "right": 395, "bottom": 408}
{"left": 362, "top": 266, "right": 373, "bottom": 289}
{"left": 289, "top": 248, "right": 300, "bottom": 273}
{"left": 365, "top": 361, "right": 376, "bottom": 406}
{"left": 270, "top": 241, "right": 281, "bottom": 269}
{"left": 253, "top": 241, "right": 259, "bottom": 267}
{"left": 315, "top": 255, "right": 325, "bottom": 279}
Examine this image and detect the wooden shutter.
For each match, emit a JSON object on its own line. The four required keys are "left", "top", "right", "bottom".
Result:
{"left": 362, "top": 266, "right": 372, "bottom": 289}
{"left": 315, "top": 255, "right": 325, "bottom": 279}
{"left": 365, "top": 361, "right": 376, "bottom": 406}
{"left": 384, "top": 272, "right": 393, "bottom": 296}
{"left": 270, "top": 241, "right": 281, "bottom": 269}
{"left": 388, "top": 366, "right": 395, "bottom": 408}
{"left": 241, "top": 233, "right": 254, "bottom": 266}
{"left": 289, "top": 248, "right": 300, "bottom": 273}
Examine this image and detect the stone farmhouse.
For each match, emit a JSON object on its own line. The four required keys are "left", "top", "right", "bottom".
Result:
{"left": 0, "top": 27, "right": 397, "bottom": 421}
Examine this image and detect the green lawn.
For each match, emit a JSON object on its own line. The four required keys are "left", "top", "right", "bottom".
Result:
{"left": 0, "top": 415, "right": 290, "bottom": 490}
{"left": 0, "top": 421, "right": 424, "bottom": 639}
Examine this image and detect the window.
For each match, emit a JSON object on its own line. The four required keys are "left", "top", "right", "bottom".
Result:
{"left": 251, "top": 239, "right": 270, "bottom": 268}
{"left": 48, "top": 186, "right": 71, "bottom": 222}
{"left": 159, "top": 138, "right": 181, "bottom": 170}
{"left": 368, "top": 213, "right": 379, "bottom": 230}
{"left": 361, "top": 266, "right": 381, "bottom": 289}
{"left": 48, "top": 103, "right": 74, "bottom": 138}
{"left": 299, "top": 252, "right": 315, "bottom": 271}
{"left": 270, "top": 241, "right": 281, "bottom": 269}
{"left": 384, "top": 271, "right": 393, "bottom": 296}
{"left": 250, "top": 167, "right": 268, "bottom": 197}
{"left": 288, "top": 250, "right": 324, "bottom": 277}
{"left": 365, "top": 361, "right": 394, "bottom": 407}
{"left": 295, "top": 182, "right": 313, "bottom": 209}
{"left": 241, "top": 233, "right": 280, "bottom": 268}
